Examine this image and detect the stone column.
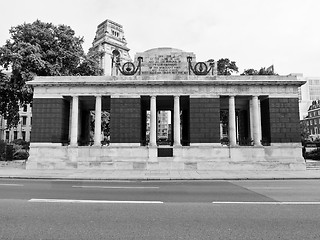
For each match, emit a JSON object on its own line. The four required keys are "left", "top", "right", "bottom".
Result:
{"left": 249, "top": 99, "right": 253, "bottom": 140}
{"left": 149, "top": 96, "right": 157, "bottom": 146}
{"left": 228, "top": 96, "right": 237, "bottom": 146}
{"left": 94, "top": 95, "right": 102, "bottom": 146}
{"left": 174, "top": 95, "right": 181, "bottom": 146}
{"left": 70, "top": 95, "right": 79, "bottom": 146}
{"left": 252, "top": 95, "right": 262, "bottom": 146}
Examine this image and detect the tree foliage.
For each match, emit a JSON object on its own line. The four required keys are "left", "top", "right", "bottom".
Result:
{"left": 300, "top": 120, "right": 310, "bottom": 142}
{"left": 217, "top": 58, "right": 239, "bottom": 75}
{"left": 241, "top": 66, "right": 277, "bottom": 76}
{"left": 0, "top": 20, "right": 103, "bottom": 128}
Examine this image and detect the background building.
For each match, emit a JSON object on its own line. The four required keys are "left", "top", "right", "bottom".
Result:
{"left": 0, "top": 104, "right": 32, "bottom": 142}
{"left": 303, "top": 100, "right": 320, "bottom": 139}
{"left": 299, "top": 76, "right": 320, "bottom": 119}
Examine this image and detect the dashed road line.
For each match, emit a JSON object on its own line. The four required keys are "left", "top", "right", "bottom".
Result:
{"left": 212, "top": 201, "right": 320, "bottom": 205}
{"left": 28, "top": 199, "right": 163, "bottom": 204}
{"left": 72, "top": 186, "right": 159, "bottom": 189}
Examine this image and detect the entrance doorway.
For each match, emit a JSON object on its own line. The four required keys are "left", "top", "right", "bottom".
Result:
{"left": 140, "top": 96, "right": 190, "bottom": 146}
{"left": 157, "top": 110, "right": 172, "bottom": 145}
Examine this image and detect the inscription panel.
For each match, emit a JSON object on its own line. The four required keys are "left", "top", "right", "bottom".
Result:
{"left": 135, "top": 48, "right": 196, "bottom": 75}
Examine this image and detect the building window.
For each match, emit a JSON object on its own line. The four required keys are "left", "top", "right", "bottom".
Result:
{"left": 22, "top": 116, "right": 27, "bottom": 126}
{"left": 5, "top": 131, "right": 9, "bottom": 141}
{"left": 314, "top": 119, "right": 317, "bottom": 125}
{"left": 307, "top": 121, "right": 309, "bottom": 126}
{"left": 23, "top": 105, "right": 27, "bottom": 112}
{"left": 310, "top": 120, "right": 313, "bottom": 125}
{"left": 21, "top": 131, "right": 26, "bottom": 141}
{"left": 13, "top": 131, "right": 18, "bottom": 140}
{"left": 22, "top": 131, "right": 26, "bottom": 141}
{"left": 315, "top": 127, "right": 318, "bottom": 135}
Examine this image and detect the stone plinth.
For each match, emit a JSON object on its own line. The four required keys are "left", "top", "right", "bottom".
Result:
{"left": 26, "top": 145, "right": 306, "bottom": 171}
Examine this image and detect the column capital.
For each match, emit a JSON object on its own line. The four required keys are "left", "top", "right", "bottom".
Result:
{"left": 150, "top": 95, "right": 156, "bottom": 99}
{"left": 95, "top": 94, "right": 102, "bottom": 98}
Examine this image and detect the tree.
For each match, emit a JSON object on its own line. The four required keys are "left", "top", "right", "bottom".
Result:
{"left": 217, "top": 58, "right": 238, "bottom": 75}
{"left": 300, "top": 120, "right": 310, "bottom": 143}
{"left": 0, "top": 20, "right": 103, "bottom": 128}
{"left": 258, "top": 66, "right": 276, "bottom": 75}
{"left": 241, "top": 68, "right": 259, "bottom": 75}
{"left": 0, "top": 70, "right": 20, "bottom": 127}
{"left": 241, "top": 65, "right": 277, "bottom": 76}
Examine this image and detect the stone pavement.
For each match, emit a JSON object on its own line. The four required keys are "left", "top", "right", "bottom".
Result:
{"left": 0, "top": 160, "right": 320, "bottom": 180}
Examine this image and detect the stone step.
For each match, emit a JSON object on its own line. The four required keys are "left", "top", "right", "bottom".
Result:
{"left": 306, "top": 161, "right": 320, "bottom": 170}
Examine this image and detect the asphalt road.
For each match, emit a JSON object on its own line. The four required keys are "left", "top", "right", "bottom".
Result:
{"left": 1, "top": 179, "right": 320, "bottom": 239}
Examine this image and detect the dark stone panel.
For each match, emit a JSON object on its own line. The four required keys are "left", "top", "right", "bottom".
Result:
{"left": 268, "top": 98, "right": 300, "bottom": 143}
{"left": 238, "top": 110, "right": 249, "bottom": 142}
{"left": 261, "top": 98, "right": 271, "bottom": 144}
{"left": 189, "top": 98, "right": 220, "bottom": 143}
{"left": 181, "top": 96, "right": 190, "bottom": 146}
{"left": 31, "top": 98, "right": 70, "bottom": 143}
{"left": 110, "top": 98, "right": 141, "bottom": 143}
{"left": 158, "top": 148, "right": 173, "bottom": 157}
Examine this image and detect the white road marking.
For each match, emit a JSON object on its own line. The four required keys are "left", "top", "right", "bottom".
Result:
{"left": 72, "top": 186, "right": 159, "bottom": 189}
{"left": 28, "top": 199, "right": 163, "bottom": 204}
{"left": 0, "top": 184, "right": 23, "bottom": 186}
{"left": 246, "top": 187, "right": 293, "bottom": 189}
{"left": 212, "top": 201, "right": 320, "bottom": 205}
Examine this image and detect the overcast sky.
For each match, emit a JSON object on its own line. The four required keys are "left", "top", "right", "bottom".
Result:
{"left": 1, "top": 0, "right": 319, "bottom": 77}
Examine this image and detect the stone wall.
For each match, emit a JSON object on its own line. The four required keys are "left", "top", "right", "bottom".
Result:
{"left": 268, "top": 98, "right": 301, "bottom": 143}
{"left": 110, "top": 98, "right": 141, "bottom": 143}
{"left": 31, "top": 98, "right": 69, "bottom": 143}
{"left": 189, "top": 98, "right": 220, "bottom": 143}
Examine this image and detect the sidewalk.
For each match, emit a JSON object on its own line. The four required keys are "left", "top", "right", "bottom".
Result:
{"left": 0, "top": 161, "right": 320, "bottom": 180}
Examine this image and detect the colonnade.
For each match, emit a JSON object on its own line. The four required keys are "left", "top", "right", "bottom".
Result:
{"left": 69, "top": 95, "right": 262, "bottom": 147}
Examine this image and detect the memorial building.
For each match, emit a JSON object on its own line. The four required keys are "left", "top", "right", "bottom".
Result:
{"left": 26, "top": 20, "right": 306, "bottom": 171}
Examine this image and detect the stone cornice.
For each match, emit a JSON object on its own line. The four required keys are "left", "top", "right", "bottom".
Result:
{"left": 28, "top": 75, "right": 306, "bottom": 87}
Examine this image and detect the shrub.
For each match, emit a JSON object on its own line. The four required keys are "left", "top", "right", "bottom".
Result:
{"left": 5, "top": 144, "right": 14, "bottom": 161}
{"left": 11, "top": 139, "right": 30, "bottom": 150}
{"left": 0, "top": 140, "right": 6, "bottom": 161}
{"left": 13, "top": 149, "right": 29, "bottom": 160}
{"left": 220, "top": 137, "right": 229, "bottom": 146}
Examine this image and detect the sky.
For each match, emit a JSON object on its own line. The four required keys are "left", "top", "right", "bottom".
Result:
{"left": 0, "top": 0, "right": 319, "bottom": 77}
